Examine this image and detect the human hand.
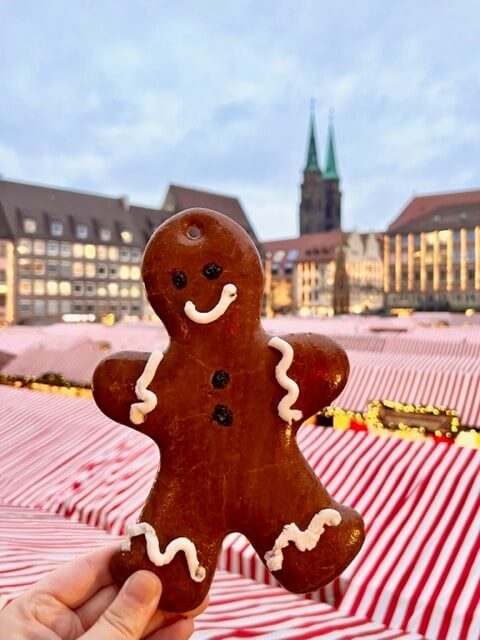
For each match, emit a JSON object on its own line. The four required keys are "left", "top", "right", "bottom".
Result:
{"left": 0, "top": 544, "right": 208, "bottom": 639}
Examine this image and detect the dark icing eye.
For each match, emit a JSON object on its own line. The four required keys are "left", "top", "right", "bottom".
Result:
{"left": 212, "top": 404, "right": 233, "bottom": 427}
{"left": 202, "top": 263, "right": 223, "bottom": 279}
{"left": 172, "top": 271, "right": 187, "bottom": 289}
{"left": 211, "top": 370, "right": 230, "bottom": 388}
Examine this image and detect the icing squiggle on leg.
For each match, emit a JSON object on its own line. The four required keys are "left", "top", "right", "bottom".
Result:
{"left": 130, "top": 350, "right": 164, "bottom": 425}
{"left": 265, "top": 509, "right": 342, "bottom": 572}
{"left": 268, "top": 336, "right": 303, "bottom": 425}
{"left": 122, "top": 522, "right": 206, "bottom": 582}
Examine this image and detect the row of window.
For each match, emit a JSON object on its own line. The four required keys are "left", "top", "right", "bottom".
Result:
{"left": 18, "top": 299, "right": 142, "bottom": 317}
{"left": 391, "top": 249, "right": 477, "bottom": 265}
{"left": 18, "top": 259, "right": 141, "bottom": 280}
{"left": 391, "top": 229, "right": 477, "bottom": 251}
{"left": 17, "top": 239, "right": 142, "bottom": 261}
{"left": 388, "top": 291, "right": 480, "bottom": 304}
{"left": 392, "top": 266, "right": 477, "bottom": 280}
{"left": 22, "top": 218, "right": 133, "bottom": 244}
{"left": 18, "top": 280, "right": 142, "bottom": 298}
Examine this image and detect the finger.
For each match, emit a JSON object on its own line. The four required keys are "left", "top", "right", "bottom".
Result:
{"left": 78, "top": 587, "right": 171, "bottom": 638}
{"left": 83, "top": 570, "right": 162, "bottom": 640}
{"left": 76, "top": 585, "right": 118, "bottom": 630}
{"left": 76, "top": 587, "right": 207, "bottom": 637}
{"left": 29, "top": 543, "right": 120, "bottom": 609}
{"left": 147, "top": 618, "right": 194, "bottom": 640}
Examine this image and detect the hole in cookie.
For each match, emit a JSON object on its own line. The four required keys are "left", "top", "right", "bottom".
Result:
{"left": 203, "top": 263, "right": 223, "bottom": 279}
{"left": 187, "top": 225, "right": 202, "bottom": 240}
{"left": 212, "top": 404, "right": 233, "bottom": 427}
{"left": 172, "top": 271, "right": 187, "bottom": 289}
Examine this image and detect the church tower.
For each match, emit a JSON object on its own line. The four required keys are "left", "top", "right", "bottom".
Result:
{"left": 298, "top": 106, "right": 342, "bottom": 235}
{"left": 299, "top": 106, "right": 324, "bottom": 235}
{"left": 323, "top": 113, "right": 342, "bottom": 231}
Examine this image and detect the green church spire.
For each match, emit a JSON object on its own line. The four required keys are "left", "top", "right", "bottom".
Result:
{"left": 304, "top": 100, "right": 321, "bottom": 173}
{"left": 324, "top": 110, "right": 339, "bottom": 180}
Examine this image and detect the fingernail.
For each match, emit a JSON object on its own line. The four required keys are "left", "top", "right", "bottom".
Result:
{"left": 125, "top": 571, "right": 160, "bottom": 605}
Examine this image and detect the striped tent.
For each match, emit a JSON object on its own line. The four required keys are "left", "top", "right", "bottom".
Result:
{"left": 0, "top": 386, "right": 478, "bottom": 638}
{"left": 0, "top": 505, "right": 424, "bottom": 639}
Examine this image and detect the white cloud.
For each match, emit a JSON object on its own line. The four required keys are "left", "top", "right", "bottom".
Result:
{"left": 0, "top": 1, "right": 479, "bottom": 238}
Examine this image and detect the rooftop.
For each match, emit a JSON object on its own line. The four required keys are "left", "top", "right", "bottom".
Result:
{"left": 388, "top": 188, "right": 480, "bottom": 233}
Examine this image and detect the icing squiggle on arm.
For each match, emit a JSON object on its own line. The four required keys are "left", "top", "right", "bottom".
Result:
{"left": 129, "top": 350, "right": 164, "bottom": 425}
{"left": 265, "top": 509, "right": 342, "bottom": 572}
{"left": 122, "top": 522, "right": 206, "bottom": 582}
{"left": 184, "top": 283, "right": 237, "bottom": 324}
{"left": 268, "top": 336, "right": 303, "bottom": 425}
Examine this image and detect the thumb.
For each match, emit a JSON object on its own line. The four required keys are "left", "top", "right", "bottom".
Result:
{"left": 83, "top": 571, "right": 162, "bottom": 640}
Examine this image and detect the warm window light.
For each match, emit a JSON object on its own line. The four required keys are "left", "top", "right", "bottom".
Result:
{"left": 101, "top": 313, "right": 115, "bottom": 326}
{"left": 34, "top": 281, "right": 45, "bottom": 295}
{"left": 72, "top": 262, "right": 83, "bottom": 277}
{"left": 85, "top": 263, "right": 95, "bottom": 278}
{"left": 119, "top": 266, "right": 129, "bottom": 280}
{"left": 438, "top": 230, "right": 450, "bottom": 243}
{"left": 84, "top": 244, "right": 96, "bottom": 259}
{"left": 108, "top": 283, "right": 118, "bottom": 296}
{"left": 47, "top": 281, "right": 58, "bottom": 295}
{"left": 63, "top": 313, "right": 96, "bottom": 323}
{"left": 121, "top": 230, "right": 133, "bottom": 244}
{"left": 59, "top": 282, "right": 71, "bottom": 295}
{"left": 73, "top": 244, "right": 83, "bottom": 258}
{"left": 24, "top": 218, "right": 37, "bottom": 234}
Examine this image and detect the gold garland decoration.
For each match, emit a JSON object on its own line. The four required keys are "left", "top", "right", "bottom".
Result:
{"left": 0, "top": 373, "right": 92, "bottom": 398}
{"left": 321, "top": 401, "right": 480, "bottom": 449}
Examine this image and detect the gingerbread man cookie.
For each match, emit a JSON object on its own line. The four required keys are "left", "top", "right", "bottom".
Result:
{"left": 93, "top": 209, "right": 364, "bottom": 612}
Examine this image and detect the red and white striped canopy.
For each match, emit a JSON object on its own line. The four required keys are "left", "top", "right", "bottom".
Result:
{"left": 0, "top": 503, "right": 425, "bottom": 640}
{"left": 0, "top": 386, "right": 478, "bottom": 638}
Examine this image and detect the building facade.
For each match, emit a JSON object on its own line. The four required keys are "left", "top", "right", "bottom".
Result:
{"left": 299, "top": 111, "right": 341, "bottom": 235}
{"left": 0, "top": 179, "right": 260, "bottom": 324}
{"left": 384, "top": 190, "right": 480, "bottom": 312}
{"left": 264, "top": 230, "right": 383, "bottom": 316}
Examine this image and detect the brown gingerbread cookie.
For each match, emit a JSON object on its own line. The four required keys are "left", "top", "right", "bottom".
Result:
{"left": 93, "top": 208, "right": 364, "bottom": 612}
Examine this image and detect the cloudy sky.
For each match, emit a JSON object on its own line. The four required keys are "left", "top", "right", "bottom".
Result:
{"left": 0, "top": 0, "right": 478, "bottom": 239}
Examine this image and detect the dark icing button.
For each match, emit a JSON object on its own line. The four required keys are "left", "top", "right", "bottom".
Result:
{"left": 172, "top": 271, "right": 187, "bottom": 289}
{"left": 211, "top": 370, "right": 230, "bottom": 389}
{"left": 202, "top": 262, "right": 223, "bottom": 279}
{"left": 212, "top": 404, "right": 233, "bottom": 427}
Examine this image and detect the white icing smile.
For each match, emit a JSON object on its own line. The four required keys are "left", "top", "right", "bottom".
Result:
{"left": 184, "top": 283, "right": 237, "bottom": 324}
{"left": 130, "top": 350, "right": 164, "bottom": 425}
{"left": 269, "top": 336, "right": 303, "bottom": 425}
{"left": 122, "top": 522, "right": 206, "bottom": 582}
{"left": 264, "top": 509, "right": 342, "bottom": 572}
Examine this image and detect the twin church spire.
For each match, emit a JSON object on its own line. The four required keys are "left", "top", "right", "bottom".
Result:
{"left": 299, "top": 103, "right": 342, "bottom": 235}
{"left": 304, "top": 105, "right": 339, "bottom": 180}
